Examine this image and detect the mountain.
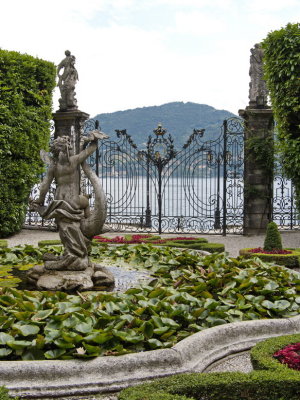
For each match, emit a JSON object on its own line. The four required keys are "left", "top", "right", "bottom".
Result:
{"left": 93, "top": 102, "right": 237, "bottom": 149}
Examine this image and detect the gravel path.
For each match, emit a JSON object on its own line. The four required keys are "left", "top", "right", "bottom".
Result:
{"left": 4, "top": 229, "right": 300, "bottom": 258}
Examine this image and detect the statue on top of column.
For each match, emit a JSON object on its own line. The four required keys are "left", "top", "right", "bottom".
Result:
{"left": 57, "top": 50, "right": 79, "bottom": 111}
{"left": 249, "top": 43, "right": 269, "bottom": 108}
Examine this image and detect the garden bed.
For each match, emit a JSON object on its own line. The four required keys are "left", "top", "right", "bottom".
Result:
{"left": 93, "top": 234, "right": 225, "bottom": 253}
{"left": 239, "top": 247, "right": 300, "bottom": 268}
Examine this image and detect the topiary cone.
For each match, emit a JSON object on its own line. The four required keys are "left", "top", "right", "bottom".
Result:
{"left": 263, "top": 221, "right": 282, "bottom": 251}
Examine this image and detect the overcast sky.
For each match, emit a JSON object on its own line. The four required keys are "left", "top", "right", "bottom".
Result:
{"left": 1, "top": 0, "right": 299, "bottom": 117}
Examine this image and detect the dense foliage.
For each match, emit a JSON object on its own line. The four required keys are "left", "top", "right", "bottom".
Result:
{"left": 262, "top": 23, "right": 300, "bottom": 206}
{"left": 0, "top": 244, "right": 300, "bottom": 360}
{"left": 0, "top": 49, "right": 56, "bottom": 237}
{"left": 94, "top": 102, "right": 236, "bottom": 147}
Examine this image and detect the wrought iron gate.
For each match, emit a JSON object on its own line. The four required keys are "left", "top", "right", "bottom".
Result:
{"left": 24, "top": 117, "right": 300, "bottom": 233}
{"left": 82, "top": 117, "right": 244, "bottom": 234}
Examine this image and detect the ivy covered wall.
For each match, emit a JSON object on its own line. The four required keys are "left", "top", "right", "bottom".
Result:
{"left": 0, "top": 50, "right": 56, "bottom": 237}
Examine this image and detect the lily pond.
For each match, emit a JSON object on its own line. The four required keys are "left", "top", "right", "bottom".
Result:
{"left": 0, "top": 243, "right": 300, "bottom": 360}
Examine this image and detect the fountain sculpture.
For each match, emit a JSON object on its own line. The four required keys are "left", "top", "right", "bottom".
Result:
{"left": 28, "top": 51, "right": 114, "bottom": 291}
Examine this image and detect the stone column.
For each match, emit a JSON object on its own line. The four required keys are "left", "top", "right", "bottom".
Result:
{"left": 53, "top": 109, "right": 89, "bottom": 151}
{"left": 52, "top": 110, "right": 89, "bottom": 196}
{"left": 239, "top": 107, "right": 274, "bottom": 235}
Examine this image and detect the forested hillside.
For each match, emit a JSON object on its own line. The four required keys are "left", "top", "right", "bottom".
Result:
{"left": 93, "top": 102, "right": 236, "bottom": 148}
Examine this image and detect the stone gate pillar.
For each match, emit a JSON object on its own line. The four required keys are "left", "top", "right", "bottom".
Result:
{"left": 239, "top": 108, "right": 274, "bottom": 235}
{"left": 53, "top": 109, "right": 89, "bottom": 153}
{"left": 239, "top": 43, "right": 274, "bottom": 235}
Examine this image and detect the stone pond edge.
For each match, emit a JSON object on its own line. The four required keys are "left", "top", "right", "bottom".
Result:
{"left": 2, "top": 315, "right": 300, "bottom": 398}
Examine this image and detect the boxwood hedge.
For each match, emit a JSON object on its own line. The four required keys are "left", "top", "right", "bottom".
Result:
{"left": 0, "top": 49, "right": 56, "bottom": 237}
{"left": 250, "top": 333, "right": 300, "bottom": 372}
{"left": 239, "top": 248, "right": 300, "bottom": 268}
{"left": 0, "top": 387, "right": 16, "bottom": 400}
{"left": 119, "top": 370, "right": 300, "bottom": 400}
{"left": 120, "top": 332, "right": 300, "bottom": 400}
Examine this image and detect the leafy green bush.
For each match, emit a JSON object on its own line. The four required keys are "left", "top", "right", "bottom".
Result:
{"left": 0, "top": 240, "right": 8, "bottom": 248}
{"left": 38, "top": 240, "right": 62, "bottom": 247}
{"left": 262, "top": 23, "right": 300, "bottom": 207}
{"left": 162, "top": 241, "right": 224, "bottom": 253}
{"left": 239, "top": 248, "right": 300, "bottom": 268}
{"left": 264, "top": 222, "right": 282, "bottom": 250}
{"left": 119, "top": 370, "right": 300, "bottom": 400}
{"left": 250, "top": 333, "right": 300, "bottom": 372}
{"left": 0, "top": 387, "right": 17, "bottom": 400}
{"left": 0, "top": 49, "right": 56, "bottom": 237}
{"left": 197, "top": 242, "right": 225, "bottom": 253}
{"left": 0, "top": 245, "right": 300, "bottom": 360}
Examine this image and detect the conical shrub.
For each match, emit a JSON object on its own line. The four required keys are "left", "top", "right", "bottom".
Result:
{"left": 263, "top": 222, "right": 283, "bottom": 251}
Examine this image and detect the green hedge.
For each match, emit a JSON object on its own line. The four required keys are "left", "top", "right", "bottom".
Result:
{"left": 0, "top": 387, "right": 17, "bottom": 400}
{"left": 197, "top": 242, "right": 225, "bottom": 253}
{"left": 160, "top": 240, "right": 224, "bottom": 253}
{"left": 37, "top": 240, "right": 62, "bottom": 247}
{"left": 239, "top": 248, "right": 300, "bottom": 268}
{"left": 0, "top": 240, "right": 8, "bottom": 248}
{"left": 120, "top": 334, "right": 300, "bottom": 400}
{"left": 119, "top": 370, "right": 300, "bottom": 400}
{"left": 0, "top": 49, "right": 56, "bottom": 237}
{"left": 250, "top": 333, "right": 300, "bottom": 372}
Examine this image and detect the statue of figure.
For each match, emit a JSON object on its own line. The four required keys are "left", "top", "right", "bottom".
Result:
{"left": 249, "top": 43, "right": 268, "bottom": 107}
{"left": 30, "top": 130, "right": 108, "bottom": 272}
{"left": 57, "top": 50, "right": 79, "bottom": 111}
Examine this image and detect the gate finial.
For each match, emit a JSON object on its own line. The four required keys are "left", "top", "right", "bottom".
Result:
{"left": 154, "top": 123, "right": 166, "bottom": 136}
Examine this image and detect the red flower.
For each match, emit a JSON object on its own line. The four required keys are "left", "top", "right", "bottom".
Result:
{"left": 274, "top": 343, "right": 300, "bottom": 370}
{"left": 249, "top": 247, "right": 292, "bottom": 255}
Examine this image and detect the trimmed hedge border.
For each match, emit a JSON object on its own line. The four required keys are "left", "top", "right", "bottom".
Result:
{"left": 119, "top": 370, "right": 300, "bottom": 400}
{"left": 0, "top": 240, "right": 8, "bottom": 248}
{"left": 37, "top": 239, "right": 62, "bottom": 247}
{"left": 250, "top": 333, "right": 300, "bottom": 372}
{"left": 120, "top": 333, "right": 300, "bottom": 400}
{"left": 239, "top": 248, "right": 300, "bottom": 268}
{"left": 0, "top": 387, "right": 16, "bottom": 400}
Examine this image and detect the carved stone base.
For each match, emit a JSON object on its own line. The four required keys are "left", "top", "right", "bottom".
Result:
{"left": 26, "top": 264, "right": 115, "bottom": 292}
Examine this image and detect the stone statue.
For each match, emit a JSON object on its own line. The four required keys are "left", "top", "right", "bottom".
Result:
{"left": 57, "top": 50, "right": 79, "bottom": 111}
{"left": 249, "top": 43, "right": 268, "bottom": 107}
{"left": 28, "top": 130, "right": 114, "bottom": 291}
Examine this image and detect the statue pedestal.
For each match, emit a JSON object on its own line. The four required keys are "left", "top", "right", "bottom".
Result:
{"left": 26, "top": 264, "right": 115, "bottom": 292}
{"left": 53, "top": 109, "right": 89, "bottom": 153}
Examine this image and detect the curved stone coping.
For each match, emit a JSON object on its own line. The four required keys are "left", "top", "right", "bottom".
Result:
{"left": 3, "top": 315, "right": 300, "bottom": 398}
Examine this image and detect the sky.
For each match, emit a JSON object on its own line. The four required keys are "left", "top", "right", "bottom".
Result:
{"left": 1, "top": 0, "right": 299, "bottom": 118}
